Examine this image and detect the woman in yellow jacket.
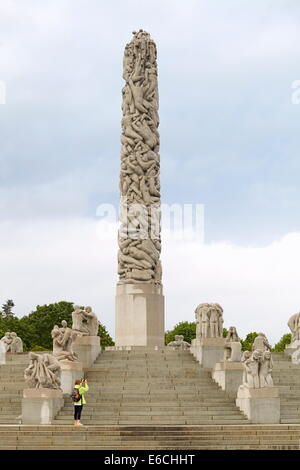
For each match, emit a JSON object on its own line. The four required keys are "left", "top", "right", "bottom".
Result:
{"left": 73, "top": 379, "right": 89, "bottom": 426}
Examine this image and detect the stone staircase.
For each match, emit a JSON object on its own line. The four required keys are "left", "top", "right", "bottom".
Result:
{"left": 273, "top": 352, "right": 300, "bottom": 424}
{"left": 0, "top": 424, "right": 299, "bottom": 449}
{"left": 1, "top": 349, "right": 300, "bottom": 449}
{"left": 54, "top": 349, "right": 249, "bottom": 425}
{"left": 0, "top": 354, "right": 27, "bottom": 424}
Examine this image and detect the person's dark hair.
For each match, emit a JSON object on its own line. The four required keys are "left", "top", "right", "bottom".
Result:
{"left": 75, "top": 379, "right": 81, "bottom": 385}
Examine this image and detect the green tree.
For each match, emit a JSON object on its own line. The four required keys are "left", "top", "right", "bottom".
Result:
{"left": 18, "top": 301, "right": 74, "bottom": 350}
{"left": 98, "top": 323, "right": 114, "bottom": 349}
{"left": 272, "top": 333, "right": 292, "bottom": 352}
{"left": 165, "top": 321, "right": 196, "bottom": 345}
{"left": 1, "top": 299, "right": 15, "bottom": 319}
{"left": 241, "top": 332, "right": 259, "bottom": 351}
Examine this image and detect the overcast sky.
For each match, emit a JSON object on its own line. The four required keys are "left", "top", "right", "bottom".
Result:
{"left": 1, "top": 0, "right": 300, "bottom": 344}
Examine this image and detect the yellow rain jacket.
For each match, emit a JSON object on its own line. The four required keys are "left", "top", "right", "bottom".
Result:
{"left": 74, "top": 383, "right": 89, "bottom": 405}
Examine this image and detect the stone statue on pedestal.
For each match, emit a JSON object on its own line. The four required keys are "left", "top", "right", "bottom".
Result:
{"left": 167, "top": 335, "right": 191, "bottom": 350}
{"left": 71, "top": 305, "right": 99, "bottom": 337}
{"left": 224, "top": 326, "right": 242, "bottom": 362}
{"left": 24, "top": 353, "right": 62, "bottom": 390}
{"left": 0, "top": 332, "right": 23, "bottom": 353}
{"left": 241, "top": 335, "right": 274, "bottom": 389}
{"left": 51, "top": 321, "right": 78, "bottom": 362}
{"left": 195, "top": 303, "right": 224, "bottom": 339}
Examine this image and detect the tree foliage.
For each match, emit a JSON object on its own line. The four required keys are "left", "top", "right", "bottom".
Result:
{"left": 165, "top": 321, "right": 196, "bottom": 345}
{"left": 1, "top": 299, "right": 15, "bottom": 319}
{"left": 272, "top": 333, "right": 292, "bottom": 352}
{"left": 0, "top": 301, "right": 114, "bottom": 351}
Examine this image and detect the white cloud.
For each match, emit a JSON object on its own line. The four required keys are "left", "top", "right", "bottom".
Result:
{"left": 0, "top": 217, "right": 298, "bottom": 345}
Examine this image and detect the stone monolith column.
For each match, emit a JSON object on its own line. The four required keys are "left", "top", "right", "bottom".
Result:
{"left": 115, "top": 30, "right": 165, "bottom": 347}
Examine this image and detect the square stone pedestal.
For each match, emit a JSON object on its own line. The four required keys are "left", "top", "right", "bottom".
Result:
{"left": 212, "top": 361, "right": 244, "bottom": 397}
{"left": 191, "top": 337, "right": 226, "bottom": 369}
{"left": 73, "top": 336, "right": 101, "bottom": 368}
{"left": 115, "top": 283, "right": 165, "bottom": 347}
{"left": 22, "top": 389, "right": 64, "bottom": 425}
{"left": 60, "top": 360, "right": 83, "bottom": 394}
{"left": 236, "top": 386, "right": 280, "bottom": 423}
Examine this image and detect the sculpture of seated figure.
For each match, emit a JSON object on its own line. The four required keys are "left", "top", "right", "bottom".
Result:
{"left": 224, "top": 326, "right": 242, "bottom": 362}
{"left": 24, "top": 352, "right": 62, "bottom": 390}
{"left": 82, "top": 306, "right": 99, "bottom": 336}
{"left": 51, "top": 321, "right": 78, "bottom": 362}
{"left": 72, "top": 305, "right": 99, "bottom": 336}
{"left": 167, "top": 335, "right": 191, "bottom": 350}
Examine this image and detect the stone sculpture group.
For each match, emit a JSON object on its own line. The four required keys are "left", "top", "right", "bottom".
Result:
{"left": 241, "top": 333, "right": 273, "bottom": 389}
{"left": 0, "top": 332, "right": 23, "bottom": 353}
{"left": 23, "top": 305, "right": 99, "bottom": 390}
{"left": 224, "top": 326, "right": 242, "bottom": 362}
{"left": 195, "top": 303, "right": 224, "bottom": 338}
{"left": 24, "top": 352, "right": 62, "bottom": 390}
{"left": 167, "top": 335, "right": 191, "bottom": 350}
{"left": 72, "top": 305, "right": 99, "bottom": 337}
{"left": 51, "top": 320, "right": 78, "bottom": 362}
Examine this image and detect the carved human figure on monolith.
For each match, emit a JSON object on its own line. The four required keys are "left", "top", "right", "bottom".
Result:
{"left": 118, "top": 29, "right": 162, "bottom": 285}
{"left": 24, "top": 353, "right": 62, "bottom": 390}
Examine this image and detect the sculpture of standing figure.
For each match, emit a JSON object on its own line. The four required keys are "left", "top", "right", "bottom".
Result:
{"left": 0, "top": 332, "right": 13, "bottom": 352}
{"left": 243, "top": 350, "right": 261, "bottom": 388}
{"left": 10, "top": 332, "right": 23, "bottom": 353}
{"left": 194, "top": 303, "right": 224, "bottom": 339}
{"left": 259, "top": 351, "right": 274, "bottom": 388}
